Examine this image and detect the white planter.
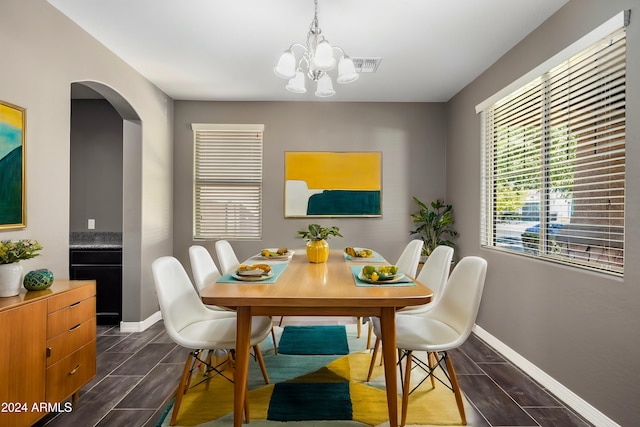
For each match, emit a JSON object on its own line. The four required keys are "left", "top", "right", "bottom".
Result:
{"left": 0, "top": 263, "right": 23, "bottom": 297}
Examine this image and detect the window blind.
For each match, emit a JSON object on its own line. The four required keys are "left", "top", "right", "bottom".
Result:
{"left": 480, "top": 21, "right": 626, "bottom": 275}
{"left": 192, "top": 124, "right": 264, "bottom": 240}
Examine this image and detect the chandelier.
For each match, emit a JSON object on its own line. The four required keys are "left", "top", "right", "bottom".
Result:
{"left": 273, "top": 0, "right": 359, "bottom": 97}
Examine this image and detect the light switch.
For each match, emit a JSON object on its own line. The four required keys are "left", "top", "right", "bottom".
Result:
{"left": 88, "top": 219, "right": 95, "bottom": 230}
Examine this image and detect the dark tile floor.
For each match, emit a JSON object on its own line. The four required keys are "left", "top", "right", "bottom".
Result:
{"left": 34, "top": 319, "right": 594, "bottom": 427}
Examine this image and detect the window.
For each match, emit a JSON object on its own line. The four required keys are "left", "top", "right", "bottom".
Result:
{"left": 192, "top": 124, "right": 264, "bottom": 240}
{"left": 478, "top": 12, "right": 628, "bottom": 275}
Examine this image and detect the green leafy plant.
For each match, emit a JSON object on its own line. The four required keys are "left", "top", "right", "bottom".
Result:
{"left": 410, "top": 197, "right": 458, "bottom": 256}
{"left": 0, "top": 239, "right": 43, "bottom": 264}
{"left": 297, "top": 224, "right": 343, "bottom": 241}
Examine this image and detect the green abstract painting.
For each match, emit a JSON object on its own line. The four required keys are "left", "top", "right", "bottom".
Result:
{"left": 0, "top": 100, "right": 25, "bottom": 229}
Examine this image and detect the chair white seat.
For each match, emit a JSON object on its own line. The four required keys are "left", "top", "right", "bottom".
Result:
{"left": 215, "top": 240, "right": 241, "bottom": 275}
{"left": 394, "top": 317, "right": 460, "bottom": 352}
{"left": 152, "top": 255, "right": 273, "bottom": 425}
{"left": 365, "top": 245, "right": 453, "bottom": 348}
{"left": 196, "top": 243, "right": 279, "bottom": 353}
{"left": 179, "top": 313, "right": 249, "bottom": 350}
{"left": 369, "top": 256, "right": 487, "bottom": 426}
{"left": 395, "top": 239, "right": 424, "bottom": 279}
{"left": 397, "top": 245, "right": 454, "bottom": 315}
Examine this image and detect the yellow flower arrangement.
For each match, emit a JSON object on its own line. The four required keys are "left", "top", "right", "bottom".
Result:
{"left": 0, "top": 239, "right": 43, "bottom": 264}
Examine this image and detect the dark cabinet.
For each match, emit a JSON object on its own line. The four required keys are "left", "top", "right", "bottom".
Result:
{"left": 70, "top": 248, "right": 122, "bottom": 325}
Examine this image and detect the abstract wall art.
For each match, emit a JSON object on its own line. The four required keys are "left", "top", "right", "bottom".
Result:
{"left": 0, "top": 100, "right": 26, "bottom": 229}
{"left": 285, "top": 151, "right": 382, "bottom": 217}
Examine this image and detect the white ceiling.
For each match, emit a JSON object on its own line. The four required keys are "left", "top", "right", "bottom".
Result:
{"left": 49, "top": 0, "right": 568, "bottom": 102}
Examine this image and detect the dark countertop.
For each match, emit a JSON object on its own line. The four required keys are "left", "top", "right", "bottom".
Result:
{"left": 70, "top": 231, "right": 122, "bottom": 250}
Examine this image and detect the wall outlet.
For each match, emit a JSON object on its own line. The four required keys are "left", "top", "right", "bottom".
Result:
{"left": 88, "top": 219, "right": 95, "bottom": 230}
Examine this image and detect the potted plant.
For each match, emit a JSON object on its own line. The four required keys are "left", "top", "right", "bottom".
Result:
{"left": 410, "top": 197, "right": 457, "bottom": 260}
{"left": 0, "top": 239, "right": 43, "bottom": 297}
{"left": 297, "top": 224, "right": 342, "bottom": 263}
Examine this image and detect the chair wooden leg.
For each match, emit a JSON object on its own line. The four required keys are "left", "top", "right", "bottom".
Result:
{"left": 253, "top": 345, "right": 269, "bottom": 384}
{"left": 428, "top": 352, "right": 436, "bottom": 388}
{"left": 443, "top": 352, "right": 467, "bottom": 425}
{"left": 270, "top": 325, "right": 278, "bottom": 355}
{"left": 357, "top": 316, "right": 362, "bottom": 338}
{"left": 366, "top": 337, "right": 381, "bottom": 381}
{"left": 401, "top": 350, "right": 413, "bottom": 427}
{"left": 202, "top": 350, "right": 214, "bottom": 390}
{"left": 170, "top": 351, "right": 194, "bottom": 426}
{"left": 366, "top": 321, "right": 373, "bottom": 349}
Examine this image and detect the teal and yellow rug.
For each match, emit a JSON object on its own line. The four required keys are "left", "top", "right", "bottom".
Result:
{"left": 158, "top": 324, "right": 470, "bottom": 427}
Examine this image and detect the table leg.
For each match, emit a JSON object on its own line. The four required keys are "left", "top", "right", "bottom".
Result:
{"left": 234, "top": 306, "right": 252, "bottom": 427}
{"left": 380, "top": 307, "right": 398, "bottom": 427}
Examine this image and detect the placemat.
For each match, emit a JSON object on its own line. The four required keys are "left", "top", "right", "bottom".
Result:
{"left": 216, "top": 263, "right": 288, "bottom": 284}
{"left": 351, "top": 265, "right": 415, "bottom": 287}
{"left": 343, "top": 250, "right": 386, "bottom": 263}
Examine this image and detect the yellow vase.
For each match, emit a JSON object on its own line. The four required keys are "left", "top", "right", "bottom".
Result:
{"left": 306, "top": 239, "right": 329, "bottom": 263}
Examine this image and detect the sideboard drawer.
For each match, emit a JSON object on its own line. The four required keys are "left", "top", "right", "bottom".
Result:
{"left": 46, "top": 340, "right": 96, "bottom": 404}
{"left": 46, "top": 318, "right": 96, "bottom": 366}
{"left": 47, "top": 297, "right": 95, "bottom": 339}
{"left": 47, "top": 284, "right": 96, "bottom": 313}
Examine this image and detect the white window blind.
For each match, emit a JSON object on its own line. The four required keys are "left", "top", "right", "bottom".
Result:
{"left": 479, "top": 17, "right": 626, "bottom": 275}
{"left": 192, "top": 124, "right": 264, "bottom": 240}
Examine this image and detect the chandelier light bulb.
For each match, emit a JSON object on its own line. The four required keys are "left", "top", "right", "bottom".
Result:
{"left": 312, "top": 40, "right": 336, "bottom": 71}
{"left": 286, "top": 70, "right": 307, "bottom": 93}
{"left": 336, "top": 56, "right": 359, "bottom": 84}
{"left": 274, "top": 50, "right": 297, "bottom": 79}
{"left": 315, "top": 74, "right": 335, "bottom": 97}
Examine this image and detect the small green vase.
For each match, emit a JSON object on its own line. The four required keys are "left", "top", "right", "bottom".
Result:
{"left": 23, "top": 268, "right": 54, "bottom": 291}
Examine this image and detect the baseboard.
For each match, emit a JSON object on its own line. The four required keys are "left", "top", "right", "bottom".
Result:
{"left": 119, "top": 310, "right": 162, "bottom": 333}
{"left": 473, "top": 325, "right": 620, "bottom": 427}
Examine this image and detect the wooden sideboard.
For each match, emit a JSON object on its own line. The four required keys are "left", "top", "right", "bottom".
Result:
{"left": 0, "top": 280, "right": 96, "bottom": 427}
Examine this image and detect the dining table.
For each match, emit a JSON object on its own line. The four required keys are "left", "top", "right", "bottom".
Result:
{"left": 199, "top": 248, "right": 433, "bottom": 427}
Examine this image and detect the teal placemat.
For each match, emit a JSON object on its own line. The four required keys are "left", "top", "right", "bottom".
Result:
{"left": 343, "top": 250, "right": 386, "bottom": 263}
{"left": 216, "top": 263, "right": 288, "bottom": 284}
{"left": 351, "top": 265, "right": 415, "bottom": 287}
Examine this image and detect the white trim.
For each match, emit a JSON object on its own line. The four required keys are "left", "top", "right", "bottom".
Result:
{"left": 475, "top": 10, "right": 627, "bottom": 113}
{"left": 473, "top": 325, "right": 621, "bottom": 427}
{"left": 119, "top": 310, "right": 162, "bottom": 333}
{"left": 191, "top": 123, "right": 264, "bottom": 132}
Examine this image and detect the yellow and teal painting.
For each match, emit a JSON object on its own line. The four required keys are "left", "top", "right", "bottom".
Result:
{"left": 0, "top": 101, "right": 25, "bottom": 229}
{"left": 285, "top": 152, "right": 381, "bottom": 217}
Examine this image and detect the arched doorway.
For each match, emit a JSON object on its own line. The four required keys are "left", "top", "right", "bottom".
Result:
{"left": 69, "top": 81, "right": 142, "bottom": 326}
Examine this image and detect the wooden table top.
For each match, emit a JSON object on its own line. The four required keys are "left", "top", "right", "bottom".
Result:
{"left": 200, "top": 250, "right": 432, "bottom": 311}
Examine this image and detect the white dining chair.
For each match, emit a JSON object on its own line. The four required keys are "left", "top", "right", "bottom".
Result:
{"left": 366, "top": 245, "right": 454, "bottom": 350}
{"left": 368, "top": 256, "right": 487, "bottom": 426}
{"left": 400, "top": 245, "right": 454, "bottom": 314}
{"left": 395, "top": 239, "right": 424, "bottom": 278}
{"left": 152, "top": 256, "right": 273, "bottom": 425}
{"left": 359, "top": 239, "right": 424, "bottom": 342}
{"left": 189, "top": 244, "right": 278, "bottom": 353}
{"left": 215, "top": 239, "right": 241, "bottom": 275}
{"left": 189, "top": 245, "right": 225, "bottom": 304}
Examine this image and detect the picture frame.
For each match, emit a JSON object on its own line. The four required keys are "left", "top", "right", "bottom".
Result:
{"left": 0, "top": 100, "right": 26, "bottom": 229}
{"left": 284, "top": 151, "right": 382, "bottom": 218}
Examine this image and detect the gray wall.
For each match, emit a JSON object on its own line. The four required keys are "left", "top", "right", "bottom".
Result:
{"left": 446, "top": 0, "right": 639, "bottom": 424}
{"left": 70, "top": 99, "right": 123, "bottom": 232}
{"left": 0, "top": 0, "right": 174, "bottom": 322}
{"left": 173, "top": 101, "right": 447, "bottom": 270}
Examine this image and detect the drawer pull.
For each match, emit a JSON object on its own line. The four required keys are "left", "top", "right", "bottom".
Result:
{"left": 69, "top": 364, "right": 81, "bottom": 375}
{"left": 46, "top": 347, "right": 52, "bottom": 358}
{"left": 69, "top": 323, "right": 81, "bottom": 331}
{"left": 69, "top": 301, "right": 81, "bottom": 307}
